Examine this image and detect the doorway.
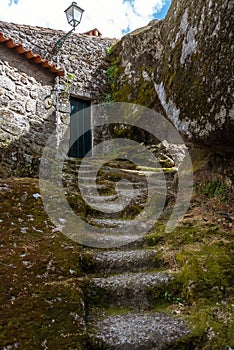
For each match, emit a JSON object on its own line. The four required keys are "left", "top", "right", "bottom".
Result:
{"left": 68, "top": 97, "right": 92, "bottom": 158}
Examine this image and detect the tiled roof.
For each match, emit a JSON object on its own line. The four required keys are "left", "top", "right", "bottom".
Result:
{"left": 83, "top": 28, "right": 102, "bottom": 37}
{"left": 0, "top": 31, "right": 64, "bottom": 76}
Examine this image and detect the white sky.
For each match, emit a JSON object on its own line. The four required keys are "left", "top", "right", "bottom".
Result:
{"left": 0, "top": 0, "right": 171, "bottom": 38}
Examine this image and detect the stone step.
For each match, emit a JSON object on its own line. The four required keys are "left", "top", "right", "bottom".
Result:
{"left": 89, "top": 271, "right": 172, "bottom": 309}
{"left": 63, "top": 172, "right": 173, "bottom": 192}
{"left": 87, "top": 311, "right": 189, "bottom": 349}
{"left": 65, "top": 183, "right": 109, "bottom": 191}
{"left": 78, "top": 178, "right": 169, "bottom": 190}
{"left": 77, "top": 169, "right": 98, "bottom": 175}
{"left": 81, "top": 249, "right": 162, "bottom": 274}
{"left": 73, "top": 167, "right": 175, "bottom": 179}
{"left": 77, "top": 176, "right": 147, "bottom": 186}
{"left": 83, "top": 193, "right": 119, "bottom": 202}
{"left": 72, "top": 230, "right": 144, "bottom": 249}
{"left": 86, "top": 218, "right": 147, "bottom": 229}
{"left": 82, "top": 185, "right": 146, "bottom": 198}
{"left": 86, "top": 218, "right": 156, "bottom": 229}
{"left": 63, "top": 160, "right": 175, "bottom": 175}
{"left": 74, "top": 182, "right": 149, "bottom": 195}
{"left": 63, "top": 159, "right": 135, "bottom": 173}
{"left": 122, "top": 168, "right": 176, "bottom": 175}
{"left": 84, "top": 189, "right": 166, "bottom": 203}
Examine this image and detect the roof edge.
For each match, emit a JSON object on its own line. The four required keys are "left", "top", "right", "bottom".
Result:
{"left": 0, "top": 31, "right": 64, "bottom": 77}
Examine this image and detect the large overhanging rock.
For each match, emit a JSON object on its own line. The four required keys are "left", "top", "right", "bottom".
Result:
{"left": 110, "top": 0, "right": 234, "bottom": 146}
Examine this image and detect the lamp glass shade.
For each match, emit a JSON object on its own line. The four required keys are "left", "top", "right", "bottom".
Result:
{"left": 65, "top": 2, "right": 84, "bottom": 28}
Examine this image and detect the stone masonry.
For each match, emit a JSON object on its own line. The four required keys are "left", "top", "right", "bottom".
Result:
{"left": 0, "top": 21, "right": 115, "bottom": 177}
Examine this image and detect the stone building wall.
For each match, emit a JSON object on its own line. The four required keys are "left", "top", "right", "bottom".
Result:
{"left": 0, "top": 21, "right": 115, "bottom": 177}
{"left": 0, "top": 21, "right": 114, "bottom": 102}
{"left": 0, "top": 44, "right": 60, "bottom": 176}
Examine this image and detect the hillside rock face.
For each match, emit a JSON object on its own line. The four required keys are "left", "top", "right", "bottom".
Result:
{"left": 110, "top": 0, "right": 234, "bottom": 146}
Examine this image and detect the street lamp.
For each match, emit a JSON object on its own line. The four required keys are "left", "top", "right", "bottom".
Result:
{"left": 55, "top": 1, "right": 84, "bottom": 53}
{"left": 65, "top": 1, "right": 84, "bottom": 30}
{"left": 54, "top": 2, "right": 84, "bottom": 155}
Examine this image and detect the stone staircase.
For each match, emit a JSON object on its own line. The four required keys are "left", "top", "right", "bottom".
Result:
{"left": 62, "top": 156, "right": 176, "bottom": 247}
{"left": 62, "top": 157, "right": 191, "bottom": 349}
{"left": 81, "top": 248, "right": 190, "bottom": 349}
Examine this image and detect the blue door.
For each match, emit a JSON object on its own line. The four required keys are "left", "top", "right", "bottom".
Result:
{"left": 68, "top": 97, "right": 92, "bottom": 158}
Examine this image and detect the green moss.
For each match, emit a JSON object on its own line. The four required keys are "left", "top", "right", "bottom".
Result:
{"left": 146, "top": 219, "right": 234, "bottom": 349}
{"left": 146, "top": 222, "right": 226, "bottom": 248}
{"left": 0, "top": 281, "right": 85, "bottom": 349}
{"left": 0, "top": 178, "right": 86, "bottom": 349}
{"left": 176, "top": 245, "right": 232, "bottom": 302}
{"left": 167, "top": 70, "right": 177, "bottom": 89}
{"left": 112, "top": 81, "right": 133, "bottom": 102}
{"left": 185, "top": 302, "right": 234, "bottom": 349}
{"left": 133, "top": 67, "right": 157, "bottom": 108}
{"left": 1, "top": 172, "right": 233, "bottom": 349}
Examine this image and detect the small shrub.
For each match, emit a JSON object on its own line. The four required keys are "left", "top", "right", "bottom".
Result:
{"left": 199, "top": 178, "right": 229, "bottom": 199}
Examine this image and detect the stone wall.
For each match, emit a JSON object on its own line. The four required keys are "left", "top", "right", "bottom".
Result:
{"left": 0, "top": 45, "right": 58, "bottom": 177}
{"left": 0, "top": 21, "right": 114, "bottom": 102}
{"left": 0, "top": 21, "right": 115, "bottom": 177}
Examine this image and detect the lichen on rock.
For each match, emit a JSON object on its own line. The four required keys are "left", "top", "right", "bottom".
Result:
{"left": 108, "top": 0, "right": 234, "bottom": 146}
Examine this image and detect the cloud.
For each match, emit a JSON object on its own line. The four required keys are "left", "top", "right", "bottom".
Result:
{"left": 1, "top": 0, "right": 167, "bottom": 38}
{"left": 132, "top": 0, "right": 164, "bottom": 16}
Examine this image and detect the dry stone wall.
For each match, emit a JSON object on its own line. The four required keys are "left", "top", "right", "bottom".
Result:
{"left": 0, "top": 21, "right": 115, "bottom": 177}
{"left": 0, "top": 45, "right": 57, "bottom": 176}
{"left": 0, "top": 21, "right": 114, "bottom": 102}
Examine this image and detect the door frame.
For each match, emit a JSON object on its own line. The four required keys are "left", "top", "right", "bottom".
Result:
{"left": 68, "top": 96, "right": 93, "bottom": 158}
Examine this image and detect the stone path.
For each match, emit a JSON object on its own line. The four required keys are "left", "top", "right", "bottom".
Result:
{"left": 83, "top": 247, "right": 190, "bottom": 349}
{"left": 63, "top": 158, "right": 190, "bottom": 349}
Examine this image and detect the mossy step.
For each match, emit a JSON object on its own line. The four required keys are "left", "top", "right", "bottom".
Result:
{"left": 87, "top": 218, "right": 154, "bottom": 227}
{"left": 78, "top": 177, "right": 169, "bottom": 192}
{"left": 63, "top": 161, "right": 176, "bottom": 175}
{"left": 74, "top": 181, "right": 151, "bottom": 192}
{"left": 81, "top": 248, "right": 163, "bottom": 274}
{"left": 121, "top": 167, "right": 177, "bottom": 175}
{"left": 77, "top": 169, "right": 99, "bottom": 175}
{"left": 77, "top": 174, "right": 146, "bottom": 184}
{"left": 89, "top": 271, "right": 172, "bottom": 309}
{"left": 64, "top": 171, "right": 174, "bottom": 193}
{"left": 82, "top": 193, "right": 119, "bottom": 202}
{"left": 89, "top": 201, "right": 126, "bottom": 212}
{"left": 72, "top": 230, "right": 144, "bottom": 249}
{"left": 64, "top": 158, "right": 137, "bottom": 170}
{"left": 72, "top": 183, "right": 109, "bottom": 190}
{"left": 86, "top": 218, "right": 156, "bottom": 231}
{"left": 87, "top": 311, "right": 189, "bottom": 349}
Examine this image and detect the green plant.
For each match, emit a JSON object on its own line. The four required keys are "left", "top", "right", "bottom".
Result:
{"left": 103, "top": 93, "right": 114, "bottom": 104}
{"left": 106, "top": 40, "right": 119, "bottom": 55}
{"left": 200, "top": 178, "right": 229, "bottom": 199}
{"left": 106, "top": 46, "right": 113, "bottom": 55}
{"left": 106, "top": 66, "right": 115, "bottom": 84}
{"left": 164, "top": 290, "right": 186, "bottom": 305}
{"left": 64, "top": 73, "right": 75, "bottom": 93}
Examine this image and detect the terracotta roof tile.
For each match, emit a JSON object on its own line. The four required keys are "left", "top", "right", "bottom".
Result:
{"left": 83, "top": 28, "right": 102, "bottom": 37}
{"left": 0, "top": 31, "right": 64, "bottom": 76}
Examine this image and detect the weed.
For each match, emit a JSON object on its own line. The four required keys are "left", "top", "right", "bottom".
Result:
{"left": 199, "top": 178, "right": 229, "bottom": 199}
